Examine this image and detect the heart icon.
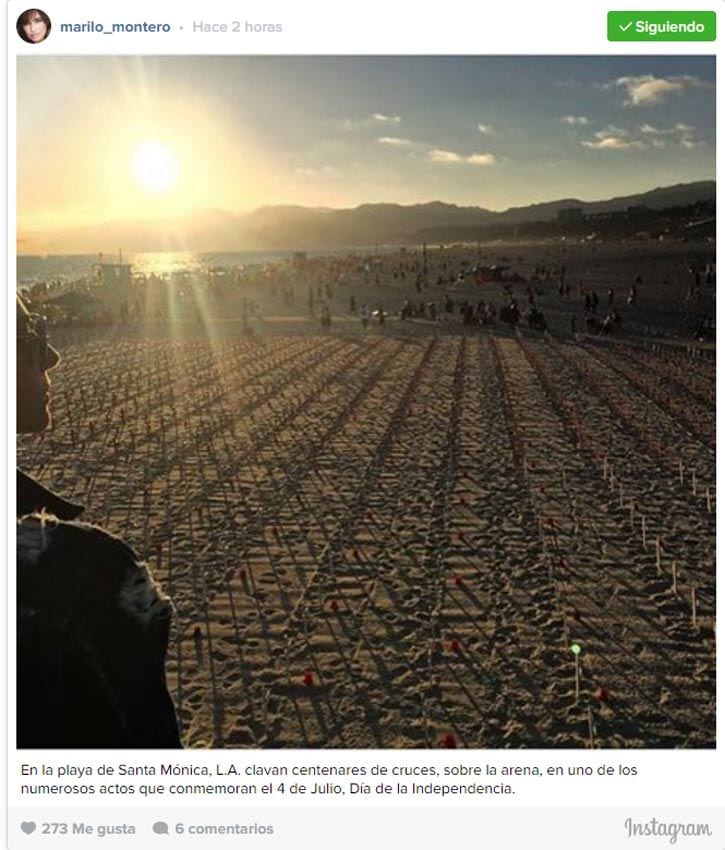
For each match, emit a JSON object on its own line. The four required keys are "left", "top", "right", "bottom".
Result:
{"left": 21, "top": 822, "right": 36, "bottom": 835}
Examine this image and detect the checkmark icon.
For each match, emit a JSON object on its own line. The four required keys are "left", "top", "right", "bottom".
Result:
{"left": 619, "top": 21, "right": 633, "bottom": 31}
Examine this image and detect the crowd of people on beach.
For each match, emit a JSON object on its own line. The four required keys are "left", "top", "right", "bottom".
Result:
{"left": 18, "top": 244, "right": 715, "bottom": 342}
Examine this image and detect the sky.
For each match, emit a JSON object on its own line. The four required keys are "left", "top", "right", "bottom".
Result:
{"left": 17, "top": 55, "right": 715, "bottom": 241}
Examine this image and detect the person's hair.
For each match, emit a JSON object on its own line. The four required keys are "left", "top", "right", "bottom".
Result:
{"left": 17, "top": 9, "right": 51, "bottom": 43}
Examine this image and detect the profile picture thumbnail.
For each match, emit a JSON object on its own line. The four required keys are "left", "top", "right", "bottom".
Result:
{"left": 17, "top": 9, "right": 51, "bottom": 44}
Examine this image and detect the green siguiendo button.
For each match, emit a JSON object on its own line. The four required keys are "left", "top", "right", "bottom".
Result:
{"left": 608, "top": 10, "right": 716, "bottom": 40}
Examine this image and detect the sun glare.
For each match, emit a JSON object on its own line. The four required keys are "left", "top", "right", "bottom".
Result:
{"left": 130, "top": 141, "right": 180, "bottom": 194}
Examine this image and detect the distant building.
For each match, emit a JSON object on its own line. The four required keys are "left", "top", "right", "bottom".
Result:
{"left": 557, "top": 207, "right": 584, "bottom": 224}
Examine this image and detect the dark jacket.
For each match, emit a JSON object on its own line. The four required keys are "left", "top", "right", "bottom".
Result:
{"left": 17, "top": 472, "right": 182, "bottom": 748}
{"left": 17, "top": 469, "right": 84, "bottom": 519}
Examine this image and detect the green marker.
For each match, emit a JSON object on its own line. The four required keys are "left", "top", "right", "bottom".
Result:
{"left": 570, "top": 643, "right": 581, "bottom": 655}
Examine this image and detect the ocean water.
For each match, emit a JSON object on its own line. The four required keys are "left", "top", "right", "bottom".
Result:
{"left": 17, "top": 247, "right": 394, "bottom": 288}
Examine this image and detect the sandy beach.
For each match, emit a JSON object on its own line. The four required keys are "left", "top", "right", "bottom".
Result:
{"left": 18, "top": 241, "right": 715, "bottom": 749}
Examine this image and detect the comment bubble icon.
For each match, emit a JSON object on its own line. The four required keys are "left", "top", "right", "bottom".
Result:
{"left": 153, "top": 821, "right": 169, "bottom": 835}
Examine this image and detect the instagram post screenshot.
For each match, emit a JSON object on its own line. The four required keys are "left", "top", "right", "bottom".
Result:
{"left": 4, "top": 0, "right": 722, "bottom": 846}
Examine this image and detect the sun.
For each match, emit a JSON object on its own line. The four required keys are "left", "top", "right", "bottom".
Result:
{"left": 130, "top": 141, "right": 180, "bottom": 194}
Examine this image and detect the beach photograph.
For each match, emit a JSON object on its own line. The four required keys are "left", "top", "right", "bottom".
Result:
{"left": 16, "top": 56, "right": 715, "bottom": 748}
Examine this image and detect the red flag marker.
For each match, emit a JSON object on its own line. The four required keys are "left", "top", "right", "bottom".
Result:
{"left": 303, "top": 670, "right": 314, "bottom": 687}
{"left": 449, "top": 639, "right": 461, "bottom": 653}
{"left": 193, "top": 626, "right": 202, "bottom": 639}
{"left": 330, "top": 600, "right": 339, "bottom": 612}
{"left": 441, "top": 733, "right": 457, "bottom": 748}
{"left": 594, "top": 686, "right": 610, "bottom": 702}
{"left": 454, "top": 576, "right": 464, "bottom": 588}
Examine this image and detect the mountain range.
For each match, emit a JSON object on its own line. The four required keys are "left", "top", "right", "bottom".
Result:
{"left": 19, "top": 180, "right": 715, "bottom": 254}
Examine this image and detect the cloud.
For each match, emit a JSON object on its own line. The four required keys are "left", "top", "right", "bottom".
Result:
{"left": 427, "top": 149, "right": 463, "bottom": 163}
{"left": 370, "top": 112, "right": 402, "bottom": 124}
{"left": 639, "top": 122, "right": 694, "bottom": 135}
{"left": 582, "top": 136, "right": 645, "bottom": 150}
{"left": 477, "top": 123, "right": 493, "bottom": 134}
{"left": 377, "top": 136, "right": 414, "bottom": 146}
{"left": 582, "top": 120, "right": 704, "bottom": 151}
{"left": 561, "top": 115, "right": 589, "bottom": 125}
{"left": 639, "top": 122, "right": 701, "bottom": 148}
{"left": 340, "top": 113, "right": 402, "bottom": 131}
{"left": 615, "top": 74, "right": 708, "bottom": 107}
{"left": 581, "top": 125, "right": 645, "bottom": 150}
{"left": 466, "top": 153, "right": 496, "bottom": 166}
{"left": 427, "top": 148, "right": 496, "bottom": 165}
